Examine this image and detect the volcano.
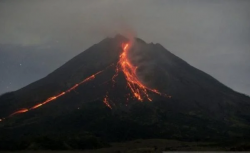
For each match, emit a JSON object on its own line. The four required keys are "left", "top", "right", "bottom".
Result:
{"left": 0, "top": 35, "right": 250, "bottom": 150}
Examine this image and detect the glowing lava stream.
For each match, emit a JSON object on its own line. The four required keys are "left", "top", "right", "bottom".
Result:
{"left": 110, "top": 43, "right": 170, "bottom": 102}
{"left": 0, "top": 70, "right": 104, "bottom": 121}
{"left": 0, "top": 42, "right": 172, "bottom": 122}
{"left": 103, "top": 94, "right": 112, "bottom": 109}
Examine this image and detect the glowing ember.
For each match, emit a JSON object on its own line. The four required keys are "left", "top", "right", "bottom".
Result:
{"left": 103, "top": 94, "right": 112, "bottom": 109}
{"left": 10, "top": 108, "right": 28, "bottom": 117}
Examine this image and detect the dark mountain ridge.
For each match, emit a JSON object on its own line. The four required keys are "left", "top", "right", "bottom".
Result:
{"left": 0, "top": 35, "right": 250, "bottom": 150}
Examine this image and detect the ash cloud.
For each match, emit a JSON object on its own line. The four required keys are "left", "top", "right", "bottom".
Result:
{"left": 0, "top": 0, "right": 250, "bottom": 95}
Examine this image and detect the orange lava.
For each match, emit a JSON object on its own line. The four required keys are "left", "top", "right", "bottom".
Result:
{"left": 10, "top": 108, "right": 28, "bottom": 117}
{"left": 103, "top": 94, "right": 112, "bottom": 109}
{"left": 113, "top": 43, "right": 165, "bottom": 102}
{"left": 0, "top": 43, "right": 172, "bottom": 122}
{"left": 2, "top": 70, "right": 104, "bottom": 120}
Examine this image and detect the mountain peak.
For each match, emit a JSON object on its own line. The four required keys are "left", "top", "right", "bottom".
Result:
{"left": 114, "top": 34, "right": 128, "bottom": 40}
{"left": 0, "top": 35, "right": 250, "bottom": 145}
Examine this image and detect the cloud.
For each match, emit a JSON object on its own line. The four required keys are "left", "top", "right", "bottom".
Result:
{"left": 0, "top": 0, "right": 249, "bottom": 95}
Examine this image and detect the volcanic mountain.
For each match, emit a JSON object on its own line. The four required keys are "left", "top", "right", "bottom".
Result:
{"left": 0, "top": 35, "right": 250, "bottom": 149}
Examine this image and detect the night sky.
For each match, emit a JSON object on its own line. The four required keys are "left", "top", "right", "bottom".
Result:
{"left": 0, "top": 0, "right": 249, "bottom": 95}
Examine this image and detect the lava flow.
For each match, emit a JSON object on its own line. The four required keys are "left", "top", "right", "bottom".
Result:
{"left": 1, "top": 70, "right": 104, "bottom": 120}
{"left": 0, "top": 41, "right": 171, "bottom": 122}
{"left": 111, "top": 43, "right": 168, "bottom": 102}
{"left": 103, "top": 94, "right": 112, "bottom": 109}
{"left": 10, "top": 108, "right": 28, "bottom": 117}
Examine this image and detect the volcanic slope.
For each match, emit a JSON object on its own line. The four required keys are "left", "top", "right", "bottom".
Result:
{"left": 0, "top": 35, "right": 250, "bottom": 143}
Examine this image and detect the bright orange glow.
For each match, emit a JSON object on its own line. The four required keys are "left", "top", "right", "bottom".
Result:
{"left": 10, "top": 108, "right": 28, "bottom": 117}
{"left": 1, "top": 43, "right": 171, "bottom": 121}
{"left": 6, "top": 70, "right": 105, "bottom": 118}
{"left": 103, "top": 95, "right": 112, "bottom": 109}
{"left": 31, "top": 103, "right": 43, "bottom": 110}
{"left": 112, "top": 43, "right": 167, "bottom": 102}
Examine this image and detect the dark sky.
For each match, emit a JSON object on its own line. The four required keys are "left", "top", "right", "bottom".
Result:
{"left": 0, "top": 0, "right": 249, "bottom": 95}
